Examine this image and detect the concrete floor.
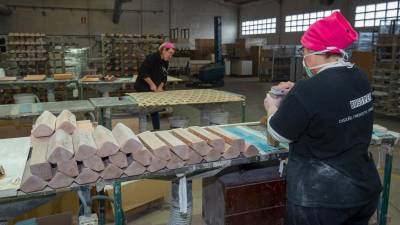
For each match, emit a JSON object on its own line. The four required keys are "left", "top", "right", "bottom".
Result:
{"left": 130, "top": 76, "right": 400, "bottom": 225}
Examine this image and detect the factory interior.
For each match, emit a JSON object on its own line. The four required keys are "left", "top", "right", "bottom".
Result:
{"left": 0, "top": 0, "right": 399, "bottom": 225}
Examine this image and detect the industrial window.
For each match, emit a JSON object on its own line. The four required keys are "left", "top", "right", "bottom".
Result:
{"left": 354, "top": 1, "right": 400, "bottom": 28}
{"left": 241, "top": 18, "right": 276, "bottom": 35}
{"left": 285, "top": 9, "right": 340, "bottom": 32}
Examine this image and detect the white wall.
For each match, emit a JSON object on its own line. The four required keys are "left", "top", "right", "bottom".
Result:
{"left": 240, "top": 0, "right": 385, "bottom": 45}
{"left": 0, "top": 0, "right": 238, "bottom": 46}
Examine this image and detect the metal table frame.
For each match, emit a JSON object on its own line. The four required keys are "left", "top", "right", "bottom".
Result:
{"left": 0, "top": 78, "right": 78, "bottom": 102}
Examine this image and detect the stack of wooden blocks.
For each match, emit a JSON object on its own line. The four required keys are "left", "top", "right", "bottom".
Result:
{"left": 372, "top": 34, "right": 400, "bottom": 116}
{"left": 20, "top": 110, "right": 259, "bottom": 193}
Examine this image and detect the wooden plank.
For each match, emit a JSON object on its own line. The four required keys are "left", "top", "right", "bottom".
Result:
{"left": 53, "top": 73, "right": 73, "bottom": 80}
{"left": 138, "top": 131, "right": 171, "bottom": 160}
{"left": 72, "top": 128, "right": 97, "bottom": 161}
{"left": 20, "top": 160, "right": 47, "bottom": 193}
{"left": 166, "top": 153, "right": 186, "bottom": 170}
{"left": 82, "top": 155, "right": 105, "bottom": 172}
{"left": 92, "top": 125, "right": 120, "bottom": 157}
{"left": 155, "top": 131, "right": 190, "bottom": 160}
{"left": 172, "top": 128, "right": 212, "bottom": 156}
{"left": 109, "top": 152, "right": 128, "bottom": 169}
{"left": 75, "top": 166, "right": 100, "bottom": 185}
{"left": 30, "top": 136, "right": 53, "bottom": 181}
{"left": 57, "top": 159, "right": 79, "bottom": 177}
{"left": 112, "top": 123, "right": 143, "bottom": 154}
{"left": 31, "top": 110, "right": 57, "bottom": 138}
{"left": 243, "top": 142, "right": 259, "bottom": 158}
{"left": 23, "top": 74, "right": 46, "bottom": 81}
{"left": 46, "top": 129, "right": 74, "bottom": 164}
{"left": 101, "top": 160, "right": 124, "bottom": 180}
{"left": 55, "top": 110, "right": 77, "bottom": 134}
{"left": 186, "top": 150, "right": 203, "bottom": 165}
{"left": 0, "top": 76, "right": 17, "bottom": 81}
{"left": 222, "top": 143, "right": 240, "bottom": 160}
{"left": 48, "top": 170, "right": 74, "bottom": 189}
{"left": 124, "top": 157, "right": 146, "bottom": 176}
{"left": 206, "top": 127, "right": 245, "bottom": 152}
{"left": 188, "top": 126, "right": 225, "bottom": 153}
{"left": 131, "top": 147, "right": 152, "bottom": 166}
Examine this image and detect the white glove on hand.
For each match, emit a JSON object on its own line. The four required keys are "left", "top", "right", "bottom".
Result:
{"left": 264, "top": 93, "right": 282, "bottom": 115}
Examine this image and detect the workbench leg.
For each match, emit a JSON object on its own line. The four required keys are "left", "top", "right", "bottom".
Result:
{"left": 114, "top": 181, "right": 123, "bottom": 225}
{"left": 80, "top": 84, "right": 84, "bottom": 100}
{"left": 378, "top": 144, "right": 393, "bottom": 225}
{"left": 102, "top": 92, "right": 112, "bottom": 130}
{"left": 168, "top": 178, "right": 193, "bottom": 225}
{"left": 47, "top": 88, "right": 56, "bottom": 102}
{"left": 241, "top": 101, "right": 246, "bottom": 123}
{"left": 139, "top": 113, "right": 147, "bottom": 132}
{"left": 98, "top": 190, "right": 107, "bottom": 225}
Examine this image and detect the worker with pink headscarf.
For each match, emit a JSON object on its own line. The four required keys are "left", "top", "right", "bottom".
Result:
{"left": 135, "top": 42, "right": 176, "bottom": 130}
{"left": 265, "top": 12, "right": 381, "bottom": 225}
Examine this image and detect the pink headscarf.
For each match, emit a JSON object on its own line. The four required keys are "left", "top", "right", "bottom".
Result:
{"left": 301, "top": 11, "right": 358, "bottom": 53}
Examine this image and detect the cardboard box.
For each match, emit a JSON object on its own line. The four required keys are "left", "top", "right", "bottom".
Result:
{"left": 111, "top": 117, "right": 140, "bottom": 134}
{"left": 351, "top": 51, "right": 375, "bottom": 81}
{"left": 0, "top": 119, "right": 33, "bottom": 139}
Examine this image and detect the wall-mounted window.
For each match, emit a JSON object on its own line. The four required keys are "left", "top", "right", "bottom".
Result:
{"left": 285, "top": 9, "right": 340, "bottom": 32}
{"left": 354, "top": 1, "right": 400, "bottom": 28}
{"left": 241, "top": 18, "right": 276, "bottom": 35}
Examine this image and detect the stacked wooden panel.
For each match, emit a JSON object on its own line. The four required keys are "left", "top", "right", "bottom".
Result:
{"left": 20, "top": 111, "right": 259, "bottom": 193}
{"left": 102, "top": 33, "right": 164, "bottom": 77}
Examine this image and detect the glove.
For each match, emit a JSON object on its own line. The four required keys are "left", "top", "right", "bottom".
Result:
{"left": 264, "top": 93, "right": 281, "bottom": 115}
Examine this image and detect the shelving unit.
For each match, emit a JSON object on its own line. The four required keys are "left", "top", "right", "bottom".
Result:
{"left": 372, "top": 34, "right": 400, "bottom": 116}
{"left": 101, "top": 33, "right": 164, "bottom": 77}
{"left": 6, "top": 33, "right": 48, "bottom": 76}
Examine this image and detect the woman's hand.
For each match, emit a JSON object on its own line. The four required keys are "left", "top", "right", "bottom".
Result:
{"left": 275, "top": 81, "right": 294, "bottom": 94}
{"left": 150, "top": 84, "right": 157, "bottom": 92}
{"left": 264, "top": 93, "right": 280, "bottom": 115}
{"left": 157, "top": 86, "right": 164, "bottom": 92}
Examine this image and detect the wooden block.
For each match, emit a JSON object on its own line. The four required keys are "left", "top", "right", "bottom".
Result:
{"left": 204, "top": 148, "right": 222, "bottom": 162}
{"left": 222, "top": 143, "right": 240, "bottom": 160}
{"left": 46, "top": 129, "right": 74, "bottom": 164}
{"left": 138, "top": 131, "right": 171, "bottom": 160}
{"left": 101, "top": 161, "right": 124, "bottom": 180}
{"left": 72, "top": 128, "right": 97, "bottom": 161}
{"left": 206, "top": 127, "right": 245, "bottom": 152}
{"left": 77, "top": 120, "right": 94, "bottom": 133}
{"left": 30, "top": 137, "right": 53, "bottom": 181}
{"left": 31, "top": 111, "right": 57, "bottom": 138}
{"left": 172, "top": 128, "right": 212, "bottom": 156}
{"left": 23, "top": 74, "right": 46, "bottom": 81}
{"left": 53, "top": 73, "right": 73, "bottom": 80}
{"left": 155, "top": 131, "right": 190, "bottom": 160}
{"left": 131, "top": 147, "right": 152, "bottom": 166}
{"left": 92, "top": 125, "right": 120, "bottom": 157}
{"left": 243, "top": 142, "right": 259, "bottom": 158}
{"left": 112, "top": 123, "right": 143, "bottom": 154}
{"left": 75, "top": 166, "right": 99, "bottom": 185}
{"left": 83, "top": 155, "right": 105, "bottom": 172}
{"left": 186, "top": 150, "right": 203, "bottom": 165}
{"left": 124, "top": 157, "right": 146, "bottom": 176}
{"left": 166, "top": 153, "right": 186, "bottom": 170}
{"left": 57, "top": 159, "right": 79, "bottom": 177}
{"left": 188, "top": 126, "right": 225, "bottom": 153}
{"left": 48, "top": 171, "right": 74, "bottom": 189}
{"left": 55, "top": 110, "right": 77, "bottom": 134}
{"left": 20, "top": 161, "right": 47, "bottom": 193}
{"left": 0, "top": 76, "right": 17, "bottom": 81}
{"left": 109, "top": 152, "right": 128, "bottom": 169}
{"left": 147, "top": 151, "right": 167, "bottom": 173}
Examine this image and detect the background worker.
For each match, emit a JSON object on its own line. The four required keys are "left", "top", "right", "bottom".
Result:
{"left": 134, "top": 42, "right": 176, "bottom": 130}
{"left": 264, "top": 12, "right": 382, "bottom": 225}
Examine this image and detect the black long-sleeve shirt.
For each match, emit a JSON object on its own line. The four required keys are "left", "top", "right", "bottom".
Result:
{"left": 134, "top": 52, "right": 169, "bottom": 92}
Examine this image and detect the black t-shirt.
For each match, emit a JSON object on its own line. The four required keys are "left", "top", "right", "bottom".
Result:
{"left": 270, "top": 66, "right": 382, "bottom": 208}
{"left": 134, "top": 52, "right": 169, "bottom": 92}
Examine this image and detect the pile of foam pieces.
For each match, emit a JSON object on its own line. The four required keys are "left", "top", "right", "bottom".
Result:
{"left": 20, "top": 110, "right": 259, "bottom": 193}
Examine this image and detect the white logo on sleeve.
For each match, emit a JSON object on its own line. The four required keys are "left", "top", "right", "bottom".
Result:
{"left": 349, "top": 93, "right": 372, "bottom": 110}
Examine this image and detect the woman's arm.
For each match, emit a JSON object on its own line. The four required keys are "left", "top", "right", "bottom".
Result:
{"left": 144, "top": 77, "right": 157, "bottom": 92}
{"left": 157, "top": 82, "right": 165, "bottom": 92}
